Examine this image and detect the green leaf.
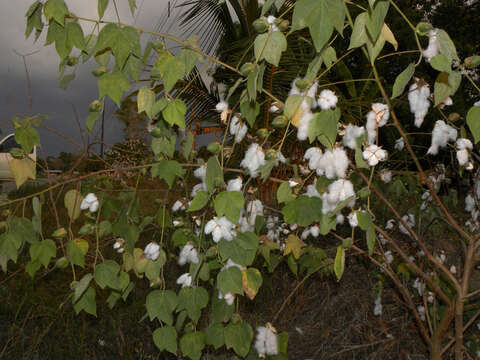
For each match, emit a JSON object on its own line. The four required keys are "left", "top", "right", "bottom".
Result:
{"left": 434, "top": 71, "right": 461, "bottom": 106}
{"left": 205, "top": 323, "right": 224, "bottom": 350}
{"left": 73, "top": 273, "right": 93, "bottom": 302}
{"left": 179, "top": 46, "right": 201, "bottom": 75}
{"left": 283, "top": 94, "right": 303, "bottom": 119}
{"left": 25, "top": 1, "right": 44, "bottom": 39}
{"left": 180, "top": 332, "right": 205, "bottom": 360}
{"left": 366, "top": 226, "right": 376, "bottom": 255}
{"left": 29, "top": 239, "right": 56, "bottom": 267}
{"left": 254, "top": 32, "right": 287, "bottom": 66}
{"left": 467, "top": 106, "right": 480, "bottom": 144}
{"left": 205, "top": 156, "right": 224, "bottom": 193}
{"left": 218, "top": 232, "right": 259, "bottom": 267}
{"left": 151, "top": 160, "right": 185, "bottom": 188}
{"left": 277, "top": 182, "right": 295, "bottom": 203}
{"left": 44, "top": 0, "right": 68, "bottom": 25}
{"left": 59, "top": 73, "right": 75, "bottom": 89}
{"left": 308, "top": 108, "right": 340, "bottom": 148}
{"left": 365, "top": 0, "right": 389, "bottom": 43}
{"left": 224, "top": 322, "right": 253, "bottom": 357}
{"left": 128, "top": 0, "right": 137, "bottom": 15}
{"left": 64, "top": 189, "right": 83, "bottom": 220}
{"left": 366, "top": 29, "right": 386, "bottom": 63}
{"left": 153, "top": 49, "right": 186, "bottom": 93}
{"left": 178, "top": 286, "right": 209, "bottom": 323}
{"left": 66, "top": 238, "right": 89, "bottom": 267}
{"left": 355, "top": 136, "right": 368, "bottom": 168}
{"left": 15, "top": 126, "right": 40, "bottom": 153}
{"left": 95, "top": 24, "right": 141, "bottom": 70}
{"left": 334, "top": 246, "right": 345, "bottom": 280}
{"left": 214, "top": 191, "right": 244, "bottom": 224}
{"left": 348, "top": 12, "right": 368, "bottom": 49}
{"left": 210, "top": 291, "right": 234, "bottom": 324}
{"left": 217, "top": 267, "right": 243, "bottom": 295}
{"left": 241, "top": 268, "right": 262, "bottom": 300}
{"left": 391, "top": 63, "right": 415, "bottom": 99}
{"left": 162, "top": 99, "right": 186, "bottom": 129}
{"left": 187, "top": 191, "right": 209, "bottom": 212}
{"left": 86, "top": 112, "right": 100, "bottom": 132}
{"left": 146, "top": 290, "right": 178, "bottom": 325}
{"left": 430, "top": 54, "right": 451, "bottom": 73}
{"left": 153, "top": 326, "right": 177, "bottom": 355}
{"left": 0, "top": 233, "right": 22, "bottom": 263}
{"left": 239, "top": 98, "right": 260, "bottom": 127}
{"left": 137, "top": 86, "right": 155, "bottom": 119}
{"left": 436, "top": 29, "right": 459, "bottom": 64}
{"left": 66, "top": 22, "right": 86, "bottom": 51}
{"left": 98, "top": 71, "right": 130, "bottom": 107}
{"left": 94, "top": 260, "right": 121, "bottom": 290}
{"left": 282, "top": 195, "right": 323, "bottom": 226}
{"left": 98, "top": 0, "right": 109, "bottom": 18}
{"left": 73, "top": 286, "right": 96, "bottom": 316}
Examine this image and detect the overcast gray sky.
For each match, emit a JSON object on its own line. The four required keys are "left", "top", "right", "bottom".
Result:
{"left": 0, "top": 0, "right": 178, "bottom": 156}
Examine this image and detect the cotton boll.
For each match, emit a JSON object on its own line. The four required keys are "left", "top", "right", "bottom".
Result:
{"left": 247, "top": 200, "right": 264, "bottom": 226}
{"left": 254, "top": 326, "right": 278, "bottom": 357}
{"left": 240, "top": 143, "right": 266, "bottom": 177}
{"left": 191, "top": 183, "right": 207, "bottom": 197}
{"left": 457, "top": 138, "right": 473, "bottom": 150}
{"left": 366, "top": 115, "right": 378, "bottom": 144}
{"left": 417, "top": 305, "right": 426, "bottom": 321}
{"left": 288, "top": 77, "right": 301, "bottom": 96}
{"left": 176, "top": 273, "right": 193, "bottom": 288}
{"left": 323, "top": 179, "right": 356, "bottom": 214}
{"left": 474, "top": 100, "right": 480, "bottom": 107}
{"left": 422, "top": 29, "right": 439, "bottom": 62}
{"left": 178, "top": 243, "right": 199, "bottom": 266}
{"left": 457, "top": 149, "right": 470, "bottom": 166}
{"left": 297, "top": 109, "right": 314, "bottom": 141}
{"left": 230, "top": 115, "right": 248, "bottom": 143}
{"left": 385, "top": 219, "right": 395, "bottom": 230}
{"left": 399, "top": 214, "right": 415, "bottom": 235}
{"left": 304, "top": 147, "right": 323, "bottom": 170}
{"left": 408, "top": 82, "right": 431, "bottom": 127}
{"left": 380, "top": 170, "right": 392, "bottom": 183}
{"left": 343, "top": 125, "right": 365, "bottom": 149}
{"left": 394, "top": 137, "right": 404, "bottom": 150}
{"left": 363, "top": 145, "right": 388, "bottom": 166}
{"left": 215, "top": 100, "right": 229, "bottom": 112}
{"left": 172, "top": 200, "right": 186, "bottom": 212}
{"left": 371, "top": 103, "right": 390, "bottom": 126}
{"left": 144, "top": 242, "right": 160, "bottom": 261}
{"left": 305, "top": 184, "right": 321, "bottom": 198}
{"left": 113, "top": 238, "right": 125, "bottom": 253}
{"left": 427, "top": 120, "right": 458, "bottom": 155}
{"left": 223, "top": 292, "right": 235, "bottom": 305}
{"left": 194, "top": 165, "right": 206, "bottom": 181}
{"left": 413, "top": 277, "right": 425, "bottom": 296}
{"left": 373, "top": 296, "right": 382, "bottom": 316}
{"left": 318, "top": 89, "right": 338, "bottom": 110}
{"left": 205, "top": 217, "right": 236, "bottom": 242}
{"left": 81, "top": 193, "right": 100, "bottom": 212}
{"left": 439, "top": 96, "right": 453, "bottom": 109}
{"left": 307, "top": 82, "right": 319, "bottom": 108}
{"left": 316, "top": 148, "right": 349, "bottom": 179}
{"left": 348, "top": 211, "right": 358, "bottom": 227}
{"left": 227, "top": 177, "right": 243, "bottom": 192}
{"left": 465, "top": 194, "right": 475, "bottom": 212}
{"left": 384, "top": 250, "right": 394, "bottom": 264}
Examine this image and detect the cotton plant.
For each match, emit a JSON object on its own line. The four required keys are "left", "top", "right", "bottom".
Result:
{"left": 427, "top": 120, "right": 458, "bottom": 155}
{"left": 204, "top": 216, "right": 236, "bottom": 243}
{"left": 80, "top": 193, "right": 99, "bottom": 213}
{"left": 254, "top": 325, "right": 279, "bottom": 357}
{"left": 240, "top": 143, "right": 266, "bottom": 177}
{"left": 366, "top": 103, "right": 390, "bottom": 144}
{"left": 178, "top": 243, "right": 199, "bottom": 266}
{"left": 230, "top": 114, "right": 248, "bottom": 143}
{"left": 408, "top": 81, "right": 431, "bottom": 127}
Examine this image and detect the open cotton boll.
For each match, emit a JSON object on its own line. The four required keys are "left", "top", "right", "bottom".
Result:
{"left": 113, "top": 238, "right": 125, "bottom": 253}
{"left": 318, "top": 89, "right": 338, "bottom": 110}
{"left": 343, "top": 125, "right": 365, "bottom": 149}
{"left": 172, "top": 200, "right": 186, "bottom": 212}
{"left": 191, "top": 183, "right": 207, "bottom": 197}
{"left": 438, "top": 96, "right": 453, "bottom": 109}
{"left": 474, "top": 100, "right": 480, "bottom": 107}
{"left": 297, "top": 108, "right": 314, "bottom": 141}
{"left": 373, "top": 295, "right": 382, "bottom": 316}
{"left": 215, "top": 100, "right": 229, "bottom": 112}
{"left": 408, "top": 82, "right": 431, "bottom": 127}
{"left": 306, "top": 82, "right": 319, "bottom": 108}
{"left": 288, "top": 77, "right": 301, "bottom": 96}
{"left": 465, "top": 194, "right": 475, "bottom": 212}
{"left": 423, "top": 29, "right": 439, "bottom": 62}
{"left": 366, "top": 103, "right": 389, "bottom": 144}
{"left": 314, "top": 148, "right": 349, "bottom": 179}
{"left": 348, "top": 211, "right": 358, "bottom": 227}
{"left": 427, "top": 120, "right": 458, "bottom": 155}
{"left": 178, "top": 243, "right": 199, "bottom": 266}
{"left": 240, "top": 143, "right": 266, "bottom": 177}
{"left": 229, "top": 115, "right": 248, "bottom": 143}
{"left": 322, "top": 179, "right": 355, "bottom": 214}
{"left": 80, "top": 193, "right": 99, "bottom": 212}
{"left": 144, "top": 242, "right": 160, "bottom": 261}
{"left": 363, "top": 145, "right": 388, "bottom": 166}
{"left": 380, "top": 170, "right": 392, "bottom": 183}
{"left": 384, "top": 250, "right": 394, "bottom": 264}
{"left": 399, "top": 214, "right": 415, "bottom": 235}
{"left": 457, "top": 138, "right": 473, "bottom": 150}
{"left": 394, "top": 137, "right": 404, "bottom": 151}
{"left": 457, "top": 149, "right": 470, "bottom": 166}
{"left": 254, "top": 326, "right": 278, "bottom": 357}
{"left": 227, "top": 177, "right": 243, "bottom": 192}
{"left": 247, "top": 200, "right": 264, "bottom": 226}
{"left": 204, "top": 217, "right": 236, "bottom": 242}
{"left": 413, "top": 278, "right": 425, "bottom": 296}
{"left": 304, "top": 147, "right": 323, "bottom": 170}
{"left": 194, "top": 165, "right": 206, "bottom": 181}
{"left": 305, "top": 184, "right": 321, "bottom": 198}
{"left": 176, "top": 273, "right": 193, "bottom": 288}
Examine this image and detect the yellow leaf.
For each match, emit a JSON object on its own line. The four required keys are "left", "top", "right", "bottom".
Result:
{"left": 9, "top": 158, "right": 36, "bottom": 188}
{"left": 64, "top": 189, "right": 83, "bottom": 221}
{"left": 382, "top": 24, "right": 398, "bottom": 51}
{"left": 291, "top": 108, "right": 303, "bottom": 128}
{"left": 283, "top": 234, "right": 306, "bottom": 260}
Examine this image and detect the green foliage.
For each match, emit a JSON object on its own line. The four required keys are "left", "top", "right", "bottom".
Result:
{"left": 214, "top": 191, "right": 245, "bottom": 224}
{"left": 98, "top": 71, "right": 130, "bottom": 107}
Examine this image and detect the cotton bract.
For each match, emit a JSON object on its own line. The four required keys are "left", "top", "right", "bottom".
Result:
{"left": 254, "top": 326, "right": 278, "bottom": 357}
{"left": 408, "top": 82, "right": 431, "bottom": 127}
{"left": 240, "top": 143, "right": 265, "bottom": 177}
{"left": 80, "top": 193, "right": 99, "bottom": 212}
{"left": 427, "top": 120, "right": 458, "bottom": 155}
